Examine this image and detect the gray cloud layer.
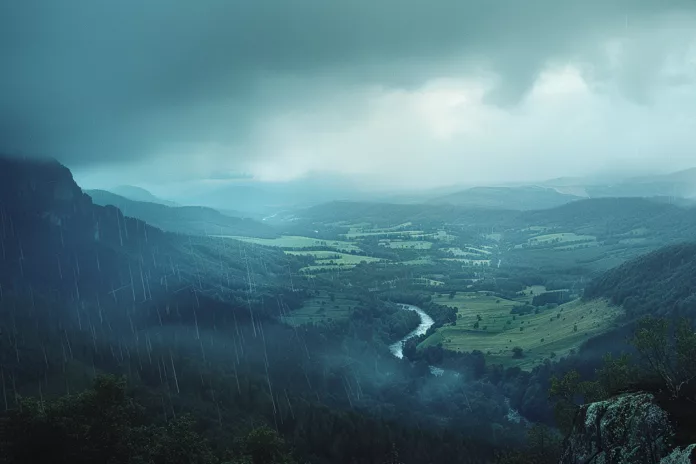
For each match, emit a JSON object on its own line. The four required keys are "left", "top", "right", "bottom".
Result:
{"left": 1, "top": 1, "right": 695, "bottom": 186}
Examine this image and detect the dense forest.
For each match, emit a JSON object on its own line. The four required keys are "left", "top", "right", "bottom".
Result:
{"left": 584, "top": 242, "right": 696, "bottom": 319}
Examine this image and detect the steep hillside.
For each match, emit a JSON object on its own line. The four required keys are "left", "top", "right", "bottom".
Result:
{"left": 87, "top": 189, "right": 277, "bottom": 238}
{"left": 583, "top": 242, "right": 696, "bottom": 319}
{"left": 0, "top": 156, "right": 296, "bottom": 324}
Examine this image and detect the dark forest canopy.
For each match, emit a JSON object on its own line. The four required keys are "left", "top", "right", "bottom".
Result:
{"left": 584, "top": 242, "right": 696, "bottom": 319}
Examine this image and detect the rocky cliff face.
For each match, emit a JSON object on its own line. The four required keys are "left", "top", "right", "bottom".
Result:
{"left": 560, "top": 392, "right": 696, "bottom": 464}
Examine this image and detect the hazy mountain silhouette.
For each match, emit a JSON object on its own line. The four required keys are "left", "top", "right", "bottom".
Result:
{"left": 87, "top": 189, "right": 277, "bottom": 238}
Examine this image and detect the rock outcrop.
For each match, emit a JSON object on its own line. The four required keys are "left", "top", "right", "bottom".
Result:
{"left": 561, "top": 393, "right": 675, "bottom": 464}
{"left": 660, "top": 445, "right": 696, "bottom": 464}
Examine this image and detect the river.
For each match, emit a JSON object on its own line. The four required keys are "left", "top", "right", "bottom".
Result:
{"left": 389, "top": 303, "right": 528, "bottom": 421}
{"left": 388, "top": 304, "right": 435, "bottom": 359}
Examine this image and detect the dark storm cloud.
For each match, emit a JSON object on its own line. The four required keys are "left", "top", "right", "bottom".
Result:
{"left": 0, "top": 0, "right": 693, "bottom": 168}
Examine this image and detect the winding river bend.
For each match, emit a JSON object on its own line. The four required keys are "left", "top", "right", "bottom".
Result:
{"left": 389, "top": 304, "right": 435, "bottom": 359}
{"left": 389, "top": 303, "right": 527, "bottom": 420}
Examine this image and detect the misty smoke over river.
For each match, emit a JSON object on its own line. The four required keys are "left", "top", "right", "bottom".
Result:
{"left": 389, "top": 304, "right": 434, "bottom": 359}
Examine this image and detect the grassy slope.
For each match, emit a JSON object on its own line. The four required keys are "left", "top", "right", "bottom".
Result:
{"left": 421, "top": 294, "right": 620, "bottom": 370}
{"left": 285, "top": 250, "right": 382, "bottom": 271}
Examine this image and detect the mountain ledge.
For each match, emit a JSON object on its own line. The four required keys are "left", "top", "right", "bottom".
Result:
{"left": 561, "top": 392, "right": 696, "bottom": 464}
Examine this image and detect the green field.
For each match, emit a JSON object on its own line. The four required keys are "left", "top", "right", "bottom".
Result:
{"left": 286, "top": 250, "right": 382, "bottom": 272}
{"left": 412, "top": 278, "right": 445, "bottom": 287}
{"left": 401, "top": 257, "right": 435, "bottom": 265}
{"left": 368, "top": 222, "right": 413, "bottom": 232}
{"left": 507, "top": 244, "right": 647, "bottom": 273}
{"left": 555, "top": 242, "right": 600, "bottom": 250}
{"left": 381, "top": 240, "right": 433, "bottom": 249}
{"left": 528, "top": 233, "right": 596, "bottom": 245}
{"left": 281, "top": 292, "right": 358, "bottom": 326}
{"left": 421, "top": 296, "right": 620, "bottom": 370}
{"left": 440, "top": 258, "right": 491, "bottom": 266}
{"left": 467, "top": 246, "right": 492, "bottom": 255}
{"left": 217, "top": 235, "right": 360, "bottom": 252}
{"left": 343, "top": 230, "right": 425, "bottom": 239}
{"left": 442, "top": 247, "right": 481, "bottom": 257}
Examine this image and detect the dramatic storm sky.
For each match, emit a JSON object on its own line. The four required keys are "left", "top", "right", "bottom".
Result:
{"left": 2, "top": 1, "right": 696, "bottom": 191}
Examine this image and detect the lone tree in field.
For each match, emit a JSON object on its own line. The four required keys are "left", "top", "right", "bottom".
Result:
{"left": 512, "top": 346, "right": 524, "bottom": 358}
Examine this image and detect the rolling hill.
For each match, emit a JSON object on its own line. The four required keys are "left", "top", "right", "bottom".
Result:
{"left": 541, "top": 167, "right": 696, "bottom": 200}
{"left": 427, "top": 185, "right": 583, "bottom": 210}
{"left": 86, "top": 189, "right": 278, "bottom": 238}
{"left": 109, "top": 184, "right": 179, "bottom": 206}
{"left": 583, "top": 242, "right": 696, "bottom": 319}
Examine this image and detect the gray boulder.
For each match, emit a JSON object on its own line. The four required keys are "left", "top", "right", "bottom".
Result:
{"left": 560, "top": 393, "right": 674, "bottom": 464}
{"left": 659, "top": 445, "right": 696, "bottom": 464}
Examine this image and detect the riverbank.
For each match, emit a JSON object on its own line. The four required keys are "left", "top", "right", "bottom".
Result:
{"left": 389, "top": 304, "right": 434, "bottom": 359}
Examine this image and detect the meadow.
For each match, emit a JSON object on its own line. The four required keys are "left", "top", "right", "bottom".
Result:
{"left": 517, "top": 232, "right": 597, "bottom": 248}
{"left": 286, "top": 250, "right": 382, "bottom": 272}
{"left": 422, "top": 294, "right": 620, "bottom": 369}
{"left": 217, "top": 235, "right": 361, "bottom": 252}
{"left": 381, "top": 240, "right": 433, "bottom": 249}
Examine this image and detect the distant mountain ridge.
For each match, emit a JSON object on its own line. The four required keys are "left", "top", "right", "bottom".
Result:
{"left": 0, "top": 155, "right": 288, "bottom": 309}
{"left": 543, "top": 167, "right": 696, "bottom": 200}
{"left": 110, "top": 185, "right": 179, "bottom": 206}
{"left": 86, "top": 189, "right": 278, "bottom": 238}
{"left": 426, "top": 185, "right": 584, "bottom": 210}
